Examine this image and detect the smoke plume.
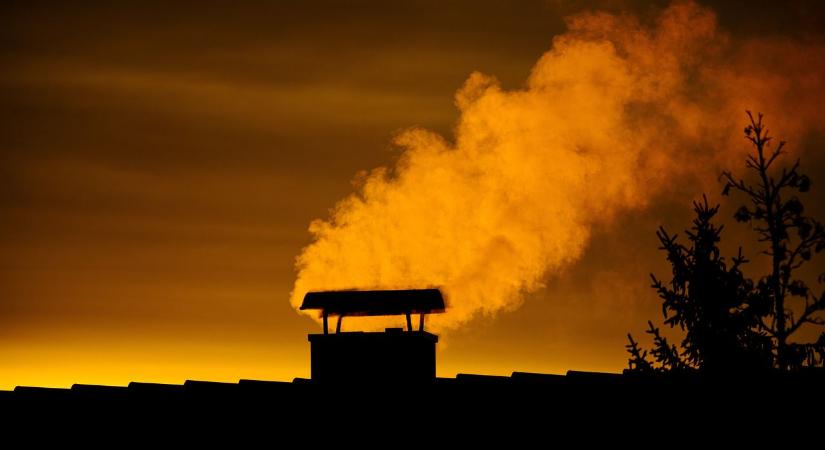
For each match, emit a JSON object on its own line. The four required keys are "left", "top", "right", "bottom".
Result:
{"left": 291, "top": 1, "right": 825, "bottom": 332}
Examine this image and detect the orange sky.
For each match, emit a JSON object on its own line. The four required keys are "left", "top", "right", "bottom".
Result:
{"left": 2, "top": 0, "right": 825, "bottom": 389}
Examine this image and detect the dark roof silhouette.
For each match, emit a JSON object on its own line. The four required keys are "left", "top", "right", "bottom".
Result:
{"left": 7, "top": 369, "right": 824, "bottom": 400}
{"left": 300, "top": 288, "right": 445, "bottom": 316}
{"left": 4, "top": 370, "right": 824, "bottom": 435}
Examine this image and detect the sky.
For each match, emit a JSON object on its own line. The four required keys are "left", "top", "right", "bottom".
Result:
{"left": 2, "top": 0, "right": 825, "bottom": 389}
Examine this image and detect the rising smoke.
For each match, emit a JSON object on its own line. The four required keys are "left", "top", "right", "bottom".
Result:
{"left": 291, "top": 1, "right": 825, "bottom": 332}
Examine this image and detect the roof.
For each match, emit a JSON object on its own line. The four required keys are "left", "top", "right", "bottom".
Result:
{"left": 300, "top": 288, "right": 446, "bottom": 316}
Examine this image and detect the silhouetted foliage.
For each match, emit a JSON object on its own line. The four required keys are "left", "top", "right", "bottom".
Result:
{"left": 627, "top": 196, "right": 772, "bottom": 373}
{"left": 721, "top": 112, "right": 825, "bottom": 369}
{"left": 629, "top": 113, "right": 825, "bottom": 373}
{"left": 625, "top": 332, "right": 653, "bottom": 372}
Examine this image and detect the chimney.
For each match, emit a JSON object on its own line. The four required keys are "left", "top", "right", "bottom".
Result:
{"left": 300, "top": 289, "right": 445, "bottom": 385}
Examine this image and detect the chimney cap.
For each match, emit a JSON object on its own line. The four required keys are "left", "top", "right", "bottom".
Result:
{"left": 300, "top": 288, "right": 446, "bottom": 317}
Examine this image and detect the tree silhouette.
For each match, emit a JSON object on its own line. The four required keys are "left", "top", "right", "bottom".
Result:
{"left": 626, "top": 197, "right": 772, "bottom": 373}
{"left": 721, "top": 112, "right": 825, "bottom": 369}
{"left": 629, "top": 112, "right": 825, "bottom": 373}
